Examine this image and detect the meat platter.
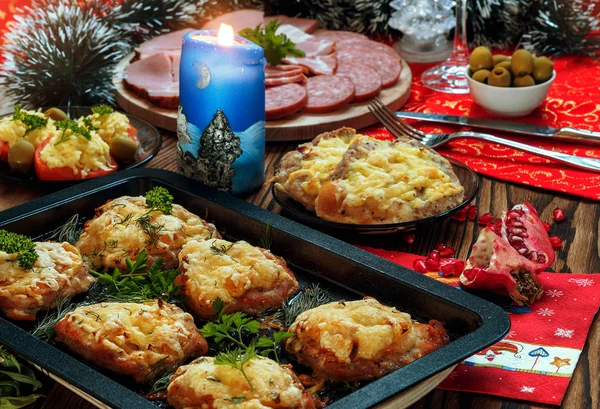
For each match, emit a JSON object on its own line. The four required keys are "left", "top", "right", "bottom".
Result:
{"left": 112, "top": 10, "right": 412, "bottom": 141}
{"left": 0, "top": 168, "right": 508, "bottom": 409}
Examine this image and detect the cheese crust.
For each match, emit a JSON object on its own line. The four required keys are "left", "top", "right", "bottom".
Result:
{"left": 76, "top": 196, "right": 220, "bottom": 270}
{"left": 284, "top": 297, "right": 449, "bottom": 381}
{"left": 177, "top": 239, "right": 300, "bottom": 319}
{"left": 0, "top": 242, "right": 93, "bottom": 320}
{"left": 167, "top": 356, "right": 315, "bottom": 409}
{"left": 55, "top": 300, "right": 208, "bottom": 383}
{"left": 272, "top": 127, "right": 358, "bottom": 211}
{"left": 315, "top": 136, "right": 464, "bottom": 224}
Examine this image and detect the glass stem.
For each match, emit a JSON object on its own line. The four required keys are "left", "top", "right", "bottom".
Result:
{"left": 452, "top": 0, "right": 469, "bottom": 58}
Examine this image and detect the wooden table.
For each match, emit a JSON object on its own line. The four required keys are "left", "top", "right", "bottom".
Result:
{"left": 0, "top": 133, "right": 598, "bottom": 409}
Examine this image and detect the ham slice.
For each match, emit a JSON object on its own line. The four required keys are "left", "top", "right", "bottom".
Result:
{"left": 124, "top": 53, "right": 179, "bottom": 109}
{"left": 264, "top": 15, "right": 318, "bottom": 33}
{"left": 282, "top": 55, "right": 337, "bottom": 75}
{"left": 313, "top": 30, "right": 368, "bottom": 41}
{"left": 136, "top": 29, "right": 191, "bottom": 60}
{"left": 202, "top": 9, "right": 264, "bottom": 32}
{"left": 275, "top": 24, "right": 334, "bottom": 57}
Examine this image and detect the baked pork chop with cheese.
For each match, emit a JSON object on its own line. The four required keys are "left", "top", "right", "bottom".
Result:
{"left": 177, "top": 239, "right": 300, "bottom": 319}
{"left": 167, "top": 356, "right": 315, "bottom": 409}
{"left": 0, "top": 242, "right": 93, "bottom": 321}
{"left": 76, "top": 195, "right": 219, "bottom": 270}
{"left": 55, "top": 299, "right": 208, "bottom": 383}
{"left": 284, "top": 297, "right": 449, "bottom": 382}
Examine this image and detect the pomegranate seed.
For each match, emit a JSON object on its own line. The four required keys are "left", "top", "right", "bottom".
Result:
{"left": 403, "top": 233, "right": 415, "bottom": 245}
{"left": 435, "top": 243, "right": 447, "bottom": 251}
{"left": 553, "top": 208, "right": 565, "bottom": 222}
{"left": 425, "top": 258, "right": 440, "bottom": 271}
{"left": 462, "top": 267, "right": 484, "bottom": 281}
{"left": 467, "top": 205, "right": 479, "bottom": 220}
{"left": 550, "top": 236, "right": 563, "bottom": 248}
{"left": 413, "top": 259, "right": 428, "bottom": 273}
{"left": 543, "top": 222, "right": 551, "bottom": 232}
{"left": 439, "top": 247, "right": 455, "bottom": 258}
{"left": 428, "top": 250, "right": 441, "bottom": 262}
{"left": 452, "top": 208, "right": 467, "bottom": 221}
{"left": 439, "top": 258, "right": 465, "bottom": 276}
{"left": 477, "top": 213, "right": 494, "bottom": 225}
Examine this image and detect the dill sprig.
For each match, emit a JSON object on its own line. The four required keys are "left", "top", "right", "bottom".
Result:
{"left": 0, "top": 229, "right": 38, "bottom": 270}
{"left": 259, "top": 223, "right": 272, "bottom": 250}
{"left": 12, "top": 106, "right": 48, "bottom": 135}
{"left": 91, "top": 104, "right": 114, "bottom": 117}
{"left": 136, "top": 215, "right": 165, "bottom": 247}
{"left": 54, "top": 119, "right": 91, "bottom": 146}
{"left": 32, "top": 293, "right": 75, "bottom": 339}
{"left": 214, "top": 345, "right": 257, "bottom": 392}
{"left": 46, "top": 214, "right": 81, "bottom": 244}
{"left": 280, "top": 284, "right": 332, "bottom": 327}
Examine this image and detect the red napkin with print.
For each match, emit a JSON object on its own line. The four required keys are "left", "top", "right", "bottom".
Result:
{"left": 360, "top": 246, "right": 600, "bottom": 405}
{"left": 362, "top": 56, "right": 600, "bottom": 201}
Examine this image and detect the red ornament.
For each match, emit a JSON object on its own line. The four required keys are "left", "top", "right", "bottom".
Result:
{"left": 403, "top": 233, "right": 415, "bottom": 245}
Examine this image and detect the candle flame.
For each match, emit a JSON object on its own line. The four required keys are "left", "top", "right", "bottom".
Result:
{"left": 218, "top": 23, "right": 234, "bottom": 46}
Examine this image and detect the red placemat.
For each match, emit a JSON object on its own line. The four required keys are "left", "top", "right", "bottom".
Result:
{"left": 360, "top": 246, "right": 600, "bottom": 405}
{"left": 364, "top": 57, "right": 600, "bottom": 201}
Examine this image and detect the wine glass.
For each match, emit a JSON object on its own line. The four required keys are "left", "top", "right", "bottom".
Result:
{"left": 421, "top": 0, "right": 470, "bottom": 94}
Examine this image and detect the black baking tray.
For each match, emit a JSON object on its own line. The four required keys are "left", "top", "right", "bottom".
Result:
{"left": 0, "top": 169, "right": 510, "bottom": 409}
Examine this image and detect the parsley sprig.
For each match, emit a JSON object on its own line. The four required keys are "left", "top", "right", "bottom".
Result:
{"left": 144, "top": 187, "right": 173, "bottom": 215}
{"left": 12, "top": 106, "right": 48, "bottom": 135}
{"left": 214, "top": 345, "right": 257, "bottom": 392}
{"left": 200, "top": 298, "right": 259, "bottom": 349}
{"left": 90, "top": 249, "right": 182, "bottom": 303}
{"left": 239, "top": 19, "right": 305, "bottom": 66}
{"left": 54, "top": 119, "right": 91, "bottom": 146}
{"left": 256, "top": 331, "right": 293, "bottom": 364}
{"left": 91, "top": 104, "right": 114, "bottom": 116}
{"left": 0, "top": 229, "right": 38, "bottom": 270}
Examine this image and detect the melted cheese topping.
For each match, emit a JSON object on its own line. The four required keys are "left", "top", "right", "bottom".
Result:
{"left": 179, "top": 239, "right": 294, "bottom": 306}
{"left": 288, "top": 298, "right": 417, "bottom": 363}
{"left": 40, "top": 130, "right": 113, "bottom": 177}
{"left": 338, "top": 138, "right": 463, "bottom": 208}
{"left": 0, "top": 110, "right": 57, "bottom": 148}
{"left": 83, "top": 112, "right": 130, "bottom": 143}
{"left": 76, "top": 196, "right": 218, "bottom": 269}
{"left": 0, "top": 242, "right": 94, "bottom": 320}
{"left": 168, "top": 356, "right": 306, "bottom": 409}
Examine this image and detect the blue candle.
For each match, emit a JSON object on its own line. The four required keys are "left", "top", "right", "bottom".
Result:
{"left": 177, "top": 25, "right": 266, "bottom": 195}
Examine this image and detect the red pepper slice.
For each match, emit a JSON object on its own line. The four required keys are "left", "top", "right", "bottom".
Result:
{"left": 0, "top": 141, "right": 9, "bottom": 161}
{"left": 127, "top": 124, "right": 138, "bottom": 142}
{"left": 34, "top": 137, "right": 117, "bottom": 181}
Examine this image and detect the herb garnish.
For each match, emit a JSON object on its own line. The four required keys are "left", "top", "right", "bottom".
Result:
{"left": 46, "top": 214, "right": 81, "bottom": 244}
{"left": 256, "top": 331, "right": 293, "bottom": 364}
{"left": 239, "top": 19, "right": 305, "bottom": 66}
{"left": 215, "top": 345, "right": 257, "bottom": 392}
{"left": 54, "top": 119, "right": 91, "bottom": 146}
{"left": 31, "top": 293, "right": 75, "bottom": 339}
{"left": 224, "top": 396, "right": 246, "bottom": 404}
{"left": 0, "top": 345, "right": 43, "bottom": 407}
{"left": 82, "top": 117, "right": 98, "bottom": 131}
{"left": 260, "top": 223, "right": 272, "bottom": 250}
{"left": 200, "top": 298, "right": 259, "bottom": 349}
{"left": 0, "top": 229, "right": 38, "bottom": 270}
{"left": 136, "top": 215, "right": 166, "bottom": 247}
{"left": 91, "top": 249, "right": 182, "bottom": 303}
{"left": 144, "top": 187, "right": 173, "bottom": 215}
{"left": 91, "top": 104, "right": 114, "bottom": 116}
{"left": 12, "top": 106, "right": 48, "bottom": 135}
{"left": 280, "top": 284, "right": 332, "bottom": 327}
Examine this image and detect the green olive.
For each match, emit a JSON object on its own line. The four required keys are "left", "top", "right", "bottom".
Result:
{"left": 8, "top": 140, "right": 35, "bottom": 172}
{"left": 469, "top": 46, "right": 494, "bottom": 72}
{"left": 472, "top": 69, "right": 491, "bottom": 83}
{"left": 44, "top": 107, "right": 68, "bottom": 121}
{"left": 495, "top": 60, "right": 512, "bottom": 71}
{"left": 487, "top": 66, "right": 512, "bottom": 87}
{"left": 110, "top": 135, "right": 138, "bottom": 162}
{"left": 532, "top": 56, "right": 554, "bottom": 83}
{"left": 513, "top": 75, "right": 536, "bottom": 87}
{"left": 510, "top": 49, "right": 534, "bottom": 77}
{"left": 492, "top": 55, "right": 510, "bottom": 66}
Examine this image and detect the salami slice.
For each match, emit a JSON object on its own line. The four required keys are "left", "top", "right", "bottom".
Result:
{"left": 335, "top": 62, "right": 382, "bottom": 102}
{"left": 266, "top": 83, "right": 308, "bottom": 120}
{"left": 282, "top": 55, "right": 337, "bottom": 76}
{"left": 304, "top": 75, "right": 355, "bottom": 113}
{"left": 265, "top": 73, "right": 306, "bottom": 87}
{"left": 266, "top": 68, "right": 304, "bottom": 78}
{"left": 335, "top": 39, "right": 401, "bottom": 61}
{"left": 313, "top": 30, "right": 368, "bottom": 42}
{"left": 336, "top": 49, "right": 401, "bottom": 87}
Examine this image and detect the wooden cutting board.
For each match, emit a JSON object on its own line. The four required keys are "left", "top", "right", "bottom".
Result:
{"left": 113, "top": 54, "right": 411, "bottom": 141}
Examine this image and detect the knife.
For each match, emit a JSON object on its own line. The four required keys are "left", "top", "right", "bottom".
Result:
{"left": 396, "top": 111, "right": 600, "bottom": 146}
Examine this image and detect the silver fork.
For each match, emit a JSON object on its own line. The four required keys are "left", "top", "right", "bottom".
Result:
{"left": 368, "top": 98, "right": 600, "bottom": 172}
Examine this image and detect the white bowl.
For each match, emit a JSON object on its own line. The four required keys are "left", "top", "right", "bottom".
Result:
{"left": 466, "top": 66, "right": 556, "bottom": 118}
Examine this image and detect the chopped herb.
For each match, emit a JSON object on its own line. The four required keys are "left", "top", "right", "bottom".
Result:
{"left": 256, "top": 331, "right": 294, "bottom": 364}
{"left": 200, "top": 298, "right": 260, "bottom": 349}
{"left": 280, "top": 284, "right": 332, "bottom": 327}
{"left": 206, "top": 376, "right": 221, "bottom": 382}
{"left": 149, "top": 369, "right": 174, "bottom": 393}
{"left": 224, "top": 396, "right": 246, "bottom": 404}
{"left": 239, "top": 19, "right": 305, "bottom": 66}
{"left": 114, "top": 213, "right": 134, "bottom": 226}
{"left": 46, "top": 214, "right": 81, "bottom": 244}
{"left": 144, "top": 187, "right": 173, "bottom": 215}
{"left": 210, "top": 241, "right": 237, "bottom": 263}
{"left": 12, "top": 106, "right": 48, "bottom": 135}
{"left": 215, "top": 346, "right": 257, "bottom": 392}
{"left": 84, "top": 311, "right": 102, "bottom": 322}
{"left": 91, "top": 104, "right": 114, "bottom": 116}
{"left": 54, "top": 119, "right": 91, "bottom": 145}
{"left": 31, "top": 293, "right": 75, "bottom": 339}
{"left": 136, "top": 215, "right": 165, "bottom": 247}
{"left": 0, "top": 230, "right": 38, "bottom": 270}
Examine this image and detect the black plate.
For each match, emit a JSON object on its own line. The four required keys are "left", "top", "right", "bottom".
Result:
{"left": 273, "top": 158, "right": 480, "bottom": 234}
{"left": 0, "top": 169, "right": 509, "bottom": 409}
{"left": 0, "top": 106, "right": 161, "bottom": 185}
